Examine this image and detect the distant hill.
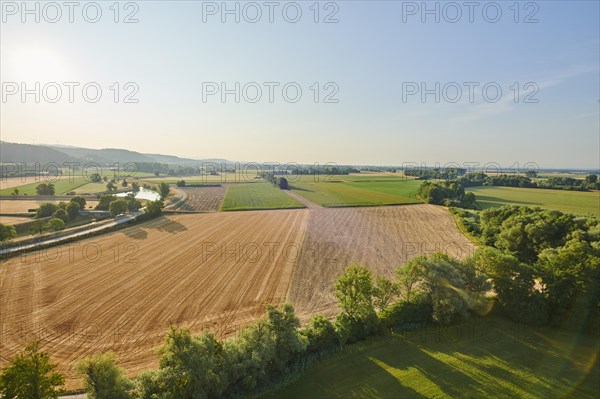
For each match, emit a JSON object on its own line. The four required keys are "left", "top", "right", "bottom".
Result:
{"left": 0, "top": 141, "right": 233, "bottom": 166}
{"left": 0, "top": 141, "right": 80, "bottom": 164}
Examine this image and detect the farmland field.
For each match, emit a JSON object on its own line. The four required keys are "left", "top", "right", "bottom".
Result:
{"left": 468, "top": 186, "right": 599, "bottom": 216}
{"left": 0, "top": 177, "right": 90, "bottom": 196}
{"left": 72, "top": 181, "right": 111, "bottom": 194}
{"left": 267, "top": 316, "right": 599, "bottom": 399}
{"left": 0, "top": 215, "right": 32, "bottom": 225}
{"left": 221, "top": 182, "right": 305, "bottom": 211}
{"left": 290, "top": 180, "right": 421, "bottom": 207}
{"left": 142, "top": 171, "right": 263, "bottom": 185}
{"left": 176, "top": 185, "right": 227, "bottom": 212}
{"left": 288, "top": 204, "right": 475, "bottom": 317}
{"left": 0, "top": 210, "right": 309, "bottom": 388}
{"left": 0, "top": 199, "right": 99, "bottom": 213}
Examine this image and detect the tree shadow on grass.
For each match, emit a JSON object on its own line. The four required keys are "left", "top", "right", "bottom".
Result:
{"left": 289, "top": 186, "right": 314, "bottom": 193}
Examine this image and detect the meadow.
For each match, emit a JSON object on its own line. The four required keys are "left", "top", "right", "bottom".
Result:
{"left": 0, "top": 177, "right": 90, "bottom": 196}
{"left": 221, "top": 182, "right": 305, "bottom": 211}
{"left": 268, "top": 316, "right": 599, "bottom": 399}
{"left": 468, "top": 186, "right": 599, "bottom": 216}
{"left": 290, "top": 179, "right": 421, "bottom": 207}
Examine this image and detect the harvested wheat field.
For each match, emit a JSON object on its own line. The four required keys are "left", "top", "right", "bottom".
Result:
{"left": 287, "top": 204, "right": 477, "bottom": 318}
{"left": 0, "top": 215, "right": 32, "bottom": 225}
{"left": 177, "top": 185, "right": 227, "bottom": 212}
{"left": 0, "top": 204, "right": 474, "bottom": 388}
{"left": 0, "top": 200, "right": 98, "bottom": 213}
{"left": 0, "top": 210, "right": 309, "bottom": 388}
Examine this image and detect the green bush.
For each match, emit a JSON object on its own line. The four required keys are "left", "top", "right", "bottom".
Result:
{"left": 36, "top": 202, "right": 58, "bottom": 218}
{"left": 46, "top": 218, "right": 65, "bottom": 231}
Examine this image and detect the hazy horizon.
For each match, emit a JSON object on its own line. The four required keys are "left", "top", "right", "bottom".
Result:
{"left": 1, "top": 1, "right": 599, "bottom": 168}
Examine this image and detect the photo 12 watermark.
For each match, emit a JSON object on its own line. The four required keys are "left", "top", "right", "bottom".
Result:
{"left": 400, "top": 1, "right": 539, "bottom": 24}
{"left": 201, "top": 81, "right": 340, "bottom": 104}
{"left": 1, "top": 82, "right": 140, "bottom": 104}
{"left": 401, "top": 82, "right": 539, "bottom": 104}
{"left": 200, "top": 1, "right": 339, "bottom": 24}
{"left": 1, "top": 1, "right": 140, "bottom": 23}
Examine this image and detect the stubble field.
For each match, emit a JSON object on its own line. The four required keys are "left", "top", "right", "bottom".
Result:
{"left": 176, "top": 185, "right": 227, "bottom": 212}
{"left": 287, "top": 205, "right": 476, "bottom": 318}
{"left": 0, "top": 210, "right": 309, "bottom": 387}
{"left": 0, "top": 204, "right": 474, "bottom": 388}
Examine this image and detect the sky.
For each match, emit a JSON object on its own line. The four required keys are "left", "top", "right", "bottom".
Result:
{"left": 1, "top": 0, "right": 599, "bottom": 168}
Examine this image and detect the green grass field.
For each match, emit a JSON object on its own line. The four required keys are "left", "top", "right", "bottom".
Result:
{"left": 221, "top": 182, "right": 305, "bottom": 211}
{"left": 71, "top": 181, "right": 111, "bottom": 194}
{"left": 142, "top": 171, "right": 263, "bottom": 185}
{"left": 290, "top": 180, "right": 421, "bottom": 207}
{"left": 468, "top": 186, "right": 599, "bottom": 217}
{"left": 268, "top": 317, "right": 599, "bottom": 399}
{"left": 0, "top": 177, "right": 90, "bottom": 196}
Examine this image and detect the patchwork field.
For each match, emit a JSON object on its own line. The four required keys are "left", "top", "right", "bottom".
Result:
{"left": 0, "top": 199, "right": 98, "bottom": 213}
{"left": 468, "top": 186, "right": 599, "bottom": 216}
{"left": 288, "top": 205, "right": 476, "bottom": 317}
{"left": 268, "top": 316, "right": 599, "bottom": 399}
{"left": 290, "top": 180, "right": 421, "bottom": 207}
{"left": 176, "top": 185, "right": 227, "bottom": 212}
{"left": 221, "top": 182, "right": 305, "bottom": 211}
{"left": 0, "top": 177, "right": 90, "bottom": 196}
{"left": 0, "top": 210, "right": 309, "bottom": 388}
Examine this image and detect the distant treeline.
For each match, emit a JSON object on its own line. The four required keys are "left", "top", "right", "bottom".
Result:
{"left": 457, "top": 172, "right": 599, "bottom": 191}
{"left": 411, "top": 169, "right": 599, "bottom": 191}
{"left": 405, "top": 167, "right": 467, "bottom": 180}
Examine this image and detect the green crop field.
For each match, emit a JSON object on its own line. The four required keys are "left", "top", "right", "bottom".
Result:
{"left": 468, "top": 186, "right": 599, "bottom": 217}
{"left": 142, "top": 171, "right": 263, "bottom": 185}
{"left": 0, "top": 177, "right": 90, "bottom": 196}
{"left": 267, "top": 317, "right": 599, "bottom": 399}
{"left": 72, "top": 181, "right": 111, "bottom": 194}
{"left": 290, "top": 180, "right": 421, "bottom": 207}
{"left": 221, "top": 182, "right": 305, "bottom": 211}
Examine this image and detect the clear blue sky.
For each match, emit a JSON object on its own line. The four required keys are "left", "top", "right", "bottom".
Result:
{"left": 1, "top": 1, "right": 599, "bottom": 168}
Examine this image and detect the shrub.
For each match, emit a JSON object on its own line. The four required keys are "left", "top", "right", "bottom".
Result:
{"left": 0, "top": 342, "right": 64, "bottom": 399}
{"left": 66, "top": 201, "right": 81, "bottom": 219}
{"left": 46, "top": 218, "right": 65, "bottom": 231}
{"left": 70, "top": 196, "right": 87, "bottom": 209}
{"left": 301, "top": 315, "right": 338, "bottom": 354}
{"left": 144, "top": 200, "right": 163, "bottom": 217}
{"left": 35, "top": 182, "right": 55, "bottom": 195}
{"left": 109, "top": 199, "right": 128, "bottom": 216}
{"left": 52, "top": 208, "right": 69, "bottom": 222}
{"left": 0, "top": 223, "right": 17, "bottom": 242}
{"left": 76, "top": 352, "right": 134, "bottom": 399}
{"left": 36, "top": 202, "right": 58, "bottom": 218}
{"left": 379, "top": 298, "right": 433, "bottom": 331}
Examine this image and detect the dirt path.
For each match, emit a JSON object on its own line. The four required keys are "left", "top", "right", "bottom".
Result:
{"left": 283, "top": 189, "right": 321, "bottom": 209}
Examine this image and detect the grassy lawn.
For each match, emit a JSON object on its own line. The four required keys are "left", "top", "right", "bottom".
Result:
{"left": 267, "top": 317, "right": 599, "bottom": 399}
{"left": 0, "top": 177, "right": 90, "bottom": 196}
{"left": 72, "top": 181, "right": 111, "bottom": 194}
{"left": 468, "top": 186, "right": 599, "bottom": 217}
{"left": 221, "top": 182, "right": 305, "bottom": 211}
{"left": 290, "top": 180, "right": 421, "bottom": 207}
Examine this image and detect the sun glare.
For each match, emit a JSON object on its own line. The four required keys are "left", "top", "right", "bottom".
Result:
{"left": 9, "top": 46, "right": 69, "bottom": 81}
